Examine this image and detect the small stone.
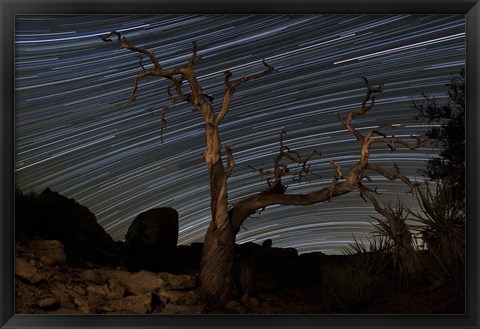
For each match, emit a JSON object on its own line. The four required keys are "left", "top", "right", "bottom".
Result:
{"left": 97, "top": 268, "right": 130, "bottom": 284}
{"left": 240, "top": 294, "right": 250, "bottom": 305}
{"left": 37, "top": 297, "right": 60, "bottom": 311}
{"left": 157, "top": 272, "right": 197, "bottom": 290}
{"left": 125, "top": 271, "right": 166, "bottom": 295}
{"left": 15, "top": 257, "right": 45, "bottom": 284}
{"left": 110, "top": 294, "right": 153, "bottom": 314}
{"left": 72, "top": 285, "right": 86, "bottom": 296}
{"left": 77, "top": 304, "right": 92, "bottom": 313}
{"left": 225, "top": 300, "right": 247, "bottom": 314}
{"left": 157, "top": 290, "right": 201, "bottom": 306}
{"left": 106, "top": 279, "right": 125, "bottom": 299}
{"left": 86, "top": 284, "right": 107, "bottom": 296}
{"left": 249, "top": 297, "right": 260, "bottom": 307}
{"left": 226, "top": 300, "right": 241, "bottom": 310}
{"left": 78, "top": 269, "right": 101, "bottom": 283}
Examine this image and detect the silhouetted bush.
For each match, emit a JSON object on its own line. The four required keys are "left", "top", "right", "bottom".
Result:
{"left": 320, "top": 256, "right": 376, "bottom": 312}
{"left": 409, "top": 180, "right": 465, "bottom": 282}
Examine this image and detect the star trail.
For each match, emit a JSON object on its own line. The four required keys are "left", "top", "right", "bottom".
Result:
{"left": 14, "top": 14, "right": 465, "bottom": 254}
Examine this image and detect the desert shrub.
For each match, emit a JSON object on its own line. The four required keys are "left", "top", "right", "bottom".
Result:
{"left": 409, "top": 180, "right": 465, "bottom": 282}
{"left": 342, "top": 234, "right": 392, "bottom": 276}
{"left": 320, "top": 256, "right": 376, "bottom": 312}
{"left": 370, "top": 201, "right": 421, "bottom": 287}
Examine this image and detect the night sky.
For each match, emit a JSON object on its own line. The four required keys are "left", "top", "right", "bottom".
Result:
{"left": 14, "top": 15, "right": 465, "bottom": 254}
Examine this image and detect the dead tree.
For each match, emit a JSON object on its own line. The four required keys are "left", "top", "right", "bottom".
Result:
{"left": 102, "top": 32, "right": 423, "bottom": 302}
{"left": 101, "top": 31, "right": 272, "bottom": 302}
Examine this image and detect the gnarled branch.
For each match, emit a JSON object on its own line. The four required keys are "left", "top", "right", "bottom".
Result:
{"left": 216, "top": 59, "right": 274, "bottom": 125}
{"left": 250, "top": 130, "right": 321, "bottom": 194}
{"left": 230, "top": 78, "right": 424, "bottom": 234}
{"left": 101, "top": 31, "right": 162, "bottom": 71}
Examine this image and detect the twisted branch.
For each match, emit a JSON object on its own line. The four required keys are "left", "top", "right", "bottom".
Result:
{"left": 216, "top": 60, "right": 274, "bottom": 125}
{"left": 250, "top": 130, "right": 321, "bottom": 194}
{"left": 101, "top": 31, "right": 162, "bottom": 71}
{"left": 231, "top": 78, "right": 424, "bottom": 233}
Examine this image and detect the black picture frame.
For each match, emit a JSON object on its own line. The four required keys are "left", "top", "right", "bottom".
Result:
{"left": 1, "top": 1, "right": 479, "bottom": 328}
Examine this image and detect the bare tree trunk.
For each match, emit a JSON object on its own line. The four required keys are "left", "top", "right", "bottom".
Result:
{"left": 200, "top": 216, "right": 236, "bottom": 302}
{"left": 200, "top": 146, "right": 236, "bottom": 302}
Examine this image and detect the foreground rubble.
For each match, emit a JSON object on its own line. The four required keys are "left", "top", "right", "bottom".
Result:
{"left": 15, "top": 239, "right": 205, "bottom": 314}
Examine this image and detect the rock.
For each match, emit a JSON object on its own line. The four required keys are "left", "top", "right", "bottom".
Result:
{"left": 15, "top": 188, "right": 123, "bottom": 266}
{"left": 97, "top": 268, "right": 130, "bottom": 285}
{"left": 37, "top": 297, "right": 61, "bottom": 311}
{"left": 73, "top": 285, "right": 86, "bottom": 296}
{"left": 124, "top": 271, "right": 166, "bottom": 295}
{"left": 249, "top": 297, "right": 260, "bottom": 307}
{"left": 157, "top": 272, "right": 197, "bottom": 290}
{"left": 109, "top": 294, "right": 153, "bottom": 314}
{"left": 226, "top": 300, "right": 241, "bottom": 309}
{"left": 77, "top": 304, "right": 92, "bottom": 313}
{"left": 26, "top": 239, "right": 67, "bottom": 265}
{"left": 78, "top": 269, "right": 104, "bottom": 284}
{"left": 225, "top": 300, "right": 246, "bottom": 314}
{"left": 125, "top": 207, "right": 179, "bottom": 251}
{"left": 262, "top": 239, "right": 273, "bottom": 248}
{"left": 86, "top": 284, "right": 108, "bottom": 296}
{"left": 52, "top": 286, "right": 70, "bottom": 306}
{"left": 15, "top": 258, "right": 45, "bottom": 284}
{"left": 157, "top": 290, "right": 202, "bottom": 306}
{"left": 161, "top": 303, "right": 206, "bottom": 314}
{"left": 236, "top": 242, "right": 262, "bottom": 255}
{"left": 96, "top": 268, "right": 196, "bottom": 295}
{"left": 239, "top": 294, "right": 260, "bottom": 308}
{"left": 106, "top": 279, "right": 126, "bottom": 299}
{"left": 240, "top": 294, "right": 250, "bottom": 305}
{"left": 65, "top": 287, "right": 91, "bottom": 313}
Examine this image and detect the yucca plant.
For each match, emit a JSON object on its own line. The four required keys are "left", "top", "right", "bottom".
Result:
{"left": 318, "top": 235, "right": 394, "bottom": 312}
{"left": 342, "top": 234, "right": 392, "bottom": 276}
{"left": 370, "top": 201, "right": 421, "bottom": 287}
{"left": 408, "top": 179, "right": 465, "bottom": 282}
{"left": 320, "top": 254, "right": 377, "bottom": 312}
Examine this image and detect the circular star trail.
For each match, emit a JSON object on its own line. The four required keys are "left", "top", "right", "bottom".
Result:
{"left": 14, "top": 14, "right": 465, "bottom": 254}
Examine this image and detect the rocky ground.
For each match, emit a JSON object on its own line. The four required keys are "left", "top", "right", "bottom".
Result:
{"left": 15, "top": 238, "right": 464, "bottom": 314}
{"left": 15, "top": 239, "right": 205, "bottom": 314}
{"left": 14, "top": 188, "right": 465, "bottom": 314}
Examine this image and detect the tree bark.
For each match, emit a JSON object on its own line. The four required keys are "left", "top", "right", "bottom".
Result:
{"left": 200, "top": 152, "right": 236, "bottom": 301}
{"left": 200, "top": 216, "right": 236, "bottom": 302}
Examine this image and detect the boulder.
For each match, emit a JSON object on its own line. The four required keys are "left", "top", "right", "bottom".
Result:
{"left": 124, "top": 207, "right": 179, "bottom": 251}
{"left": 15, "top": 188, "right": 123, "bottom": 266}
{"left": 261, "top": 239, "right": 273, "bottom": 248}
